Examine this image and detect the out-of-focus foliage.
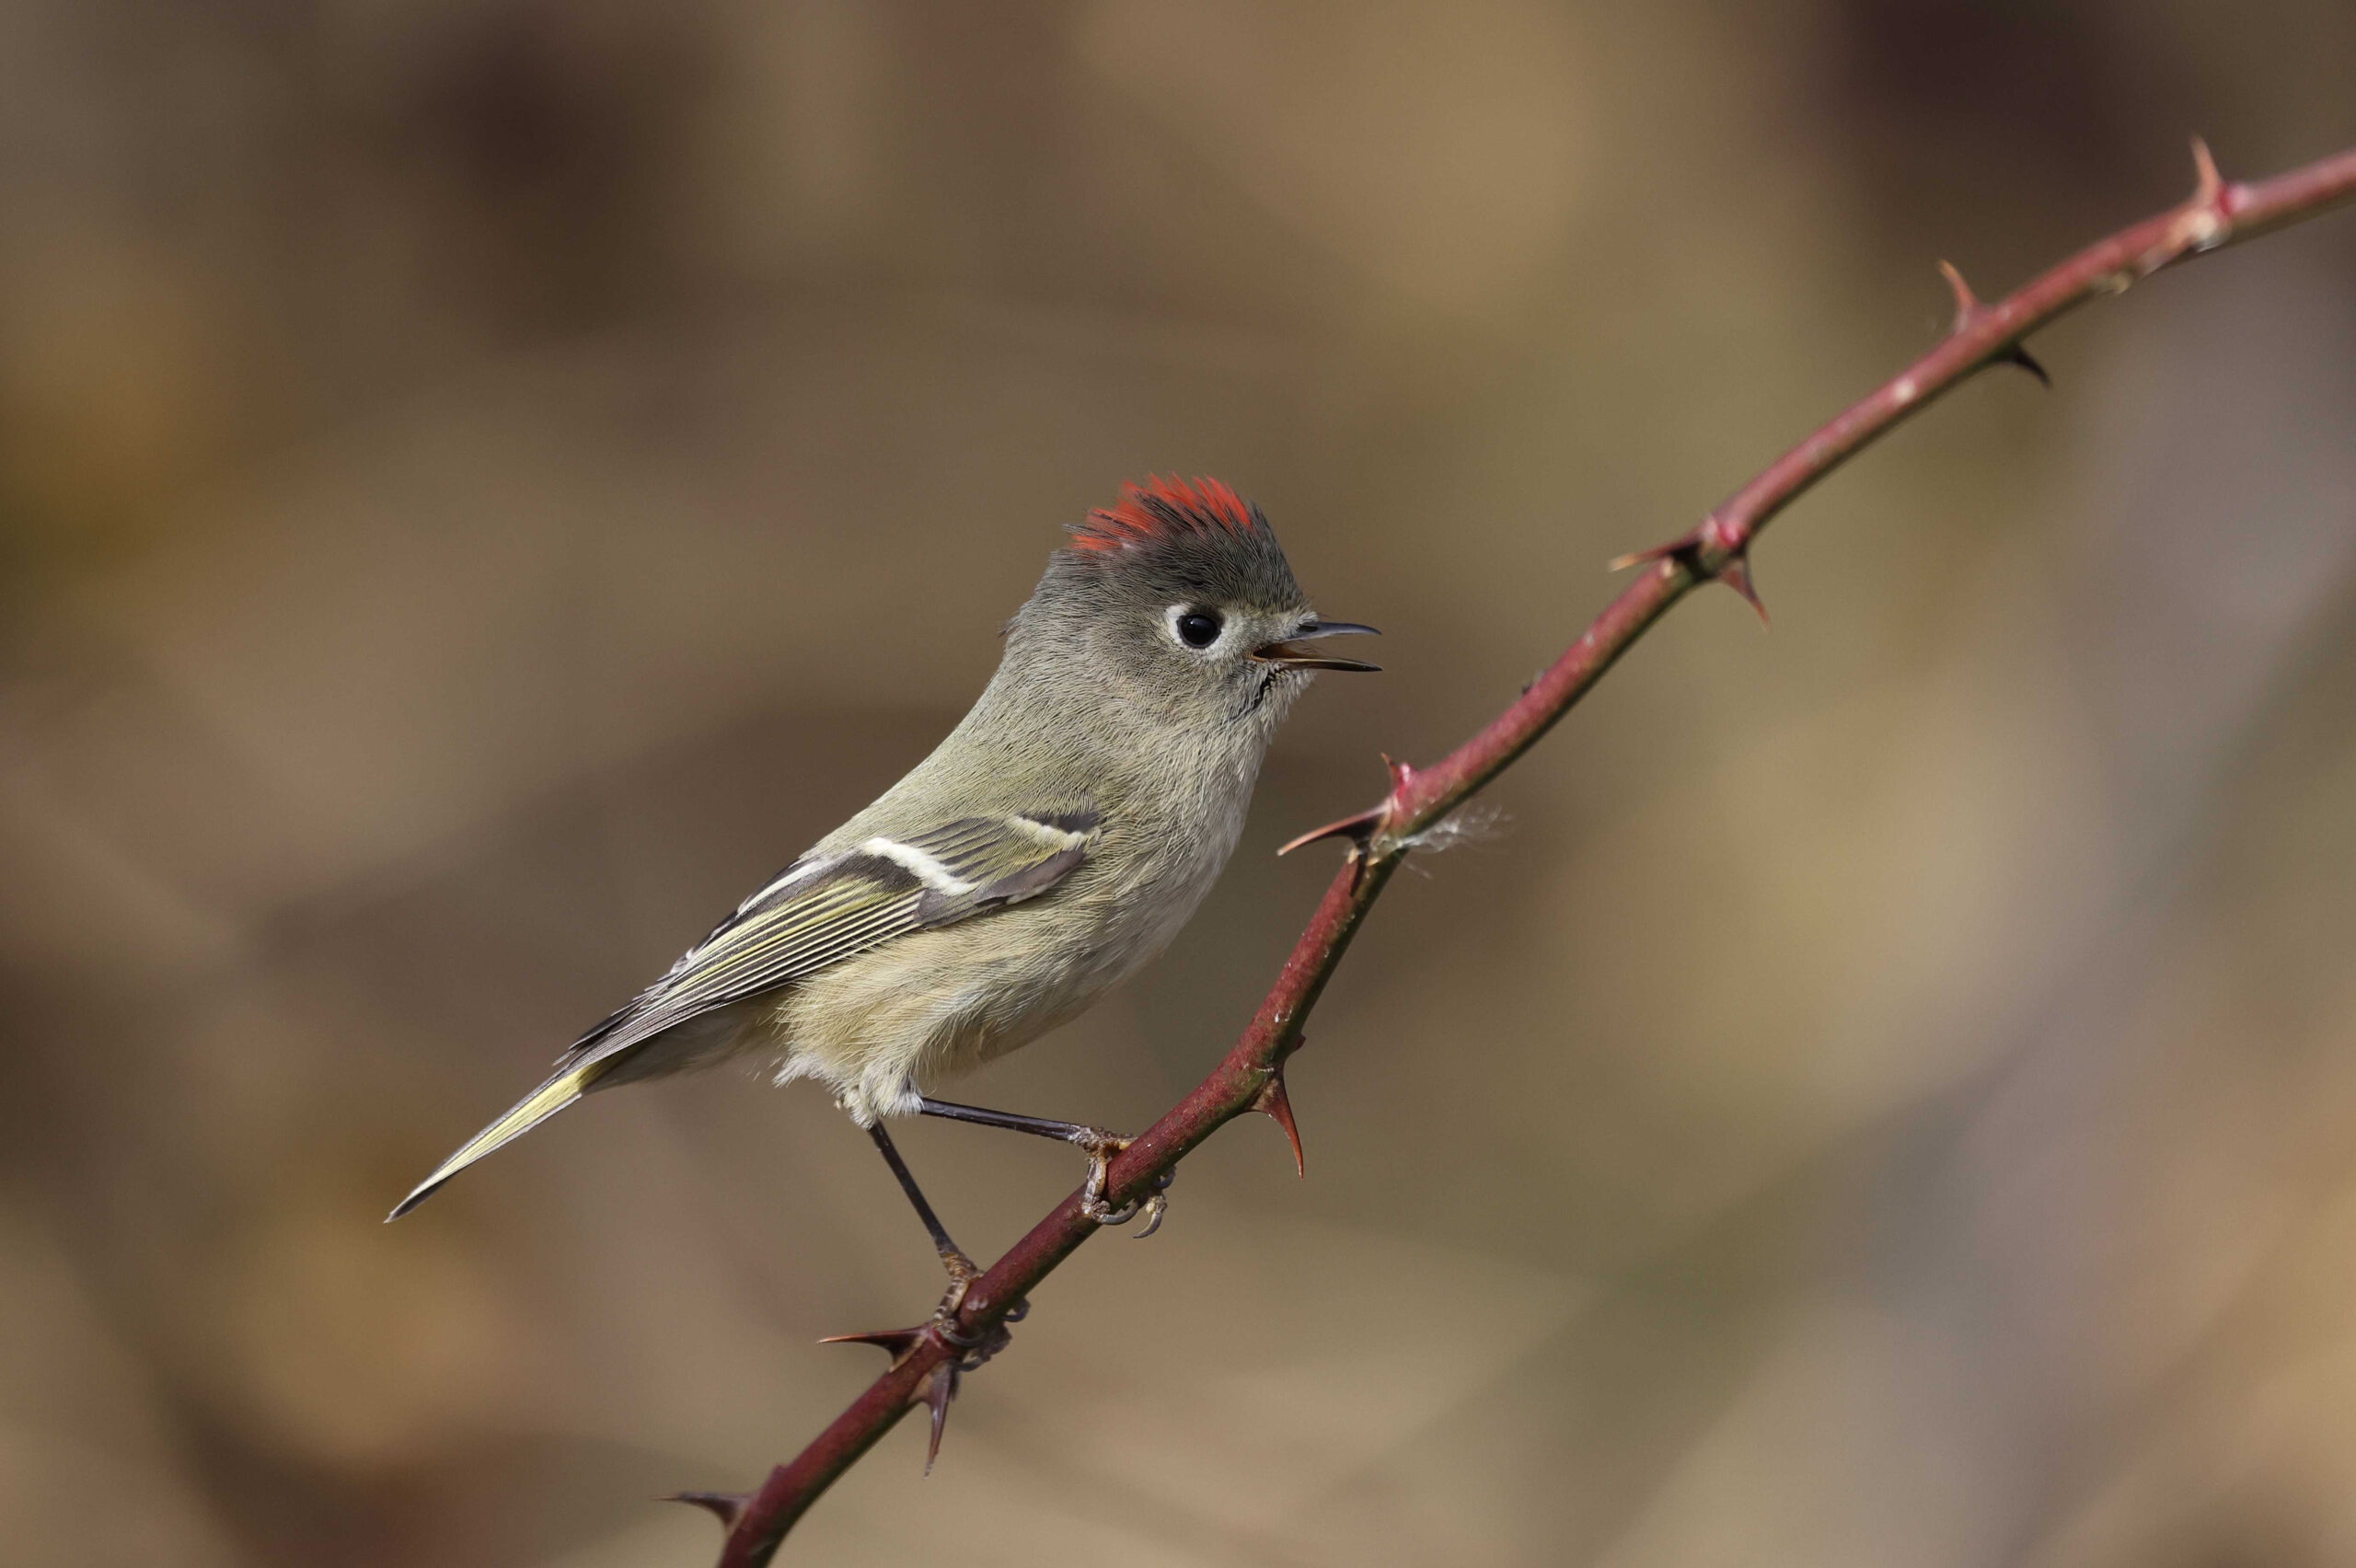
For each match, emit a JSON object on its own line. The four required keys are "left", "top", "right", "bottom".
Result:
{"left": 3, "top": 3, "right": 2353, "bottom": 1564}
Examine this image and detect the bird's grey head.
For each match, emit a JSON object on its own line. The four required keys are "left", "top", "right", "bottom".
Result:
{"left": 1006, "top": 477, "right": 1379, "bottom": 740}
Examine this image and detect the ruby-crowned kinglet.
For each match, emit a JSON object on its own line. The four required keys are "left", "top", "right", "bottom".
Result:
{"left": 388, "top": 477, "right": 1375, "bottom": 1260}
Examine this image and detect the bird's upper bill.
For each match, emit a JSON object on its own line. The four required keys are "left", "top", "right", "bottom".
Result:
{"left": 1251, "top": 618, "right": 1380, "bottom": 672}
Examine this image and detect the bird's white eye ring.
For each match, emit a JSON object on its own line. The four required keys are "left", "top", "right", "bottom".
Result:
{"left": 1168, "top": 605, "right": 1225, "bottom": 650}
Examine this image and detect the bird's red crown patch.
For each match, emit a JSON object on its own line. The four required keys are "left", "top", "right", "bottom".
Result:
{"left": 1070, "top": 475, "right": 1258, "bottom": 553}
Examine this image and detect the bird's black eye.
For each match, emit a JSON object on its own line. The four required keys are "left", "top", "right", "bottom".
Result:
{"left": 1174, "top": 608, "right": 1223, "bottom": 649}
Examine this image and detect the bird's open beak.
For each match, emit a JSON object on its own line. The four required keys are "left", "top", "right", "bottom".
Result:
{"left": 1250, "top": 619, "right": 1381, "bottom": 673}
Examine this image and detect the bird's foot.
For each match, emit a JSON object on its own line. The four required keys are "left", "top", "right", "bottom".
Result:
{"left": 1070, "top": 1127, "right": 1175, "bottom": 1236}
{"left": 822, "top": 1276, "right": 1027, "bottom": 1475}
{"left": 933, "top": 1244, "right": 983, "bottom": 1317}
{"left": 930, "top": 1251, "right": 1028, "bottom": 1352}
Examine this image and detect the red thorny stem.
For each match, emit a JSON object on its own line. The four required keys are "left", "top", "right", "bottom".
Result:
{"left": 696, "top": 140, "right": 2356, "bottom": 1564}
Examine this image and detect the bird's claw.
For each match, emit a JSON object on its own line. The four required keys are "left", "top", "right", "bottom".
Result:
{"left": 931, "top": 1300, "right": 1016, "bottom": 1368}
{"left": 1072, "top": 1127, "right": 1175, "bottom": 1235}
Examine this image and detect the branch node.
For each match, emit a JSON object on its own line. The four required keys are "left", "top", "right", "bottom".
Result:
{"left": 1609, "top": 519, "right": 1767, "bottom": 621}
{"left": 1252, "top": 1066, "right": 1307, "bottom": 1178}
{"left": 667, "top": 1491, "right": 753, "bottom": 1528}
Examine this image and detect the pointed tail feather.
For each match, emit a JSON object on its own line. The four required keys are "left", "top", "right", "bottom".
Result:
{"left": 387, "top": 1059, "right": 608, "bottom": 1221}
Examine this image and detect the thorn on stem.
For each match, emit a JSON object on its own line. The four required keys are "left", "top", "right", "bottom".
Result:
{"left": 1277, "top": 806, "right": 1384, "bottom": 857}
{"left": 819, "top": 1326, "right": 926, "bottom": 1363}
{"left": 1253, "top": 1067, "right": 1307, "bottom": 1178}
{"left": 921, "top": 1363, "right": 959, "bottom": 1475}
{"left": 664, "top": 1491, "right": 751, "bottom": 1528}
{"left": 1936, "top": 259, "right": 2051, "bottom": 387}
{"left": 2169, "top": 136, "right": 2233, "bottom": 254}
{"left": 1720, "top": 553, "right": 1769, "bottom": 626}
{"left": 1611, "top": 512, "right": 1735, "bottom": 575}
{"left": 1996, "top": 342, "right": 2051, "bottom": 387}
{"left": 1609, "top": 536, "right": 1688, "bottom": 572}
{"left": 1936, "top": 259, "right": 1979, "bottom": 332}
{"left": 1279, "top": 756, "right": 1417, "bottom": 857}
{"left": 2189, "top": 136, "right": 2223, "bottom": 206}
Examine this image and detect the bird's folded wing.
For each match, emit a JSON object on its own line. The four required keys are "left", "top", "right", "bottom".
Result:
{"left": 563, "top": 808, "right": 1099, "bottom": 1071}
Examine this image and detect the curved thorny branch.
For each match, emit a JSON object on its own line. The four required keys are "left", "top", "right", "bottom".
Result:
{"left": 687, "top": 140, "right": 2356, "bottom": 1564}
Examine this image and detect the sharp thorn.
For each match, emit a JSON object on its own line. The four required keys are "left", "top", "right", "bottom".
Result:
{"left": 1281, "top": 753, "right": 1416, "bottom": 857}
{"left": 819, "top": 1326, "right": 925, "bottom": 1362}
{"left": 1936, "top": 259, "right": 1979, "bottom": 329}
{"left": 1609, "top": 539, "right": 1682, "bottom": 572}
{"left": 1278, "top": 805, "right": 1384, "bottom": 857}
{"left": 1719, "top": 554, "right": 1770, "bottom": 626}
{"left": 664, "top": 1491, "right": 751, "bottom": 1528}
{"left": 2189, "top": 136, "right": 2223, "bottom": 204}
{"left": 1997, "top": 341, "right": 2051, "bottom": 387}
{"left": 1611, "top": 521, "right": 1717, "bottom": 574}
{"left": 921, "top": 1363, "right": 959, "bottom": 1475}
{"left": 1253, "top": 1068, "right": 1307, "bottom": 1178}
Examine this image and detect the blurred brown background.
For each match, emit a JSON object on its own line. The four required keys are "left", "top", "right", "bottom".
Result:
{"left": 4, "top": 2, "right": 2355, "bottom": 1564}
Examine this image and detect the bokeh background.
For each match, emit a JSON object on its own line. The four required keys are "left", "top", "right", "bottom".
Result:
{"left": 5, "top": 2, "right": 2355, "bottom": 1564}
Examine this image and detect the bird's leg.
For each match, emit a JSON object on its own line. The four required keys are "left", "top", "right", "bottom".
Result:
{"left": 916, "top": 1098, "right": 1174, "bottom": 1236}
{"left": 826, "top": 1123, "right": 1024, "bottom": 1474}
{"left": 867, "top": 1123, "right": 984, "bottom": 1312}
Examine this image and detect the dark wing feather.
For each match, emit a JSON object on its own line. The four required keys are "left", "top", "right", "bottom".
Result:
{"left": 562, "top": 810, "right": 1098, "bottom": 1072}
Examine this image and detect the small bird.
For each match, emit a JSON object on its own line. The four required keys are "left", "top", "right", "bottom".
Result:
{"left": 389, "top": 476, "right": 1376, "bottom": 1281}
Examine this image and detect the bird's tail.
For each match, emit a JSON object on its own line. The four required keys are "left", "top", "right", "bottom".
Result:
{"left": 386, "top": 1058, "right": 609, "bottom": 1221}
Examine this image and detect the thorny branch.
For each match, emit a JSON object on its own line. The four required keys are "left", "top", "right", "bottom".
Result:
{"left": 691, "top": 139, "right": 2356, "bottom": 1564}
